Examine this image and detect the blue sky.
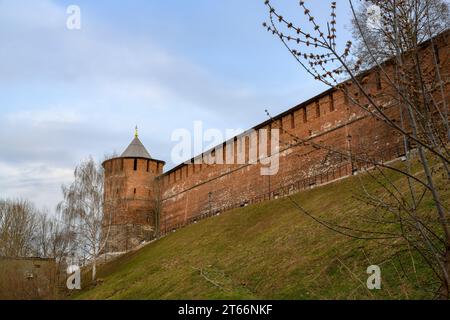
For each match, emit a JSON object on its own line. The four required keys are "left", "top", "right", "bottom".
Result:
{"left": 0, "top": 0, "right": 353, "bottom": 211}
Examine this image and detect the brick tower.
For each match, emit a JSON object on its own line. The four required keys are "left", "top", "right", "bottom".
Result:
{"left": 103, "top": 127, "right": 165, "bottom": 252}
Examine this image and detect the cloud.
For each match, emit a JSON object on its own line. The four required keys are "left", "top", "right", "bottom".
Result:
{"left": 0, "top": 160, "right": 73, "bottom": 212}
{"left": 0, "top": 0, "right": 321, "bottom": 211}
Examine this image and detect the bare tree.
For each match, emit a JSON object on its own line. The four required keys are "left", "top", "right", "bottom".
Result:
{"left": 0, "top": 200, "right": 63, "bottom": 299}
{"left": 57, "top": 157, "right": 111, "bottom": 282}
{"left": 350, "top": 0, "right": 449, "bottom": 70}
{"left": 263, "top": 0, "right": 449, "bottom": 298}
{"left": 33, "top": 211, "right": 75, "bottom": 289}
{"left": 0, "top": 199, "right": 38, "bottom": 257}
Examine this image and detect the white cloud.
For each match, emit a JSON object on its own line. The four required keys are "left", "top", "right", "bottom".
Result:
{"left": 0, "top": 161, "right": 73, "bottom": 211}
{"left": 6, "top": 109, "right": 82, "bottom": 127}
{"left": 0, "top": 0, "right": 313, "bottom": 211}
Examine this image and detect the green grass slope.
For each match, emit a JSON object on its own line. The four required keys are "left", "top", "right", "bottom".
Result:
{"left": 74, "top": 162, "right": 445, "bottom": 300}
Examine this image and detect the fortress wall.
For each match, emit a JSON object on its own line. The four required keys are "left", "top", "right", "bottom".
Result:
{"left": 158, "top": 29, "right": 450, "bottom": 232}
{"left": 100, "top": 30, "right": 449, "bottom": 252}
{"left": 159, "top": 82, "right": 404, "bottom": 231}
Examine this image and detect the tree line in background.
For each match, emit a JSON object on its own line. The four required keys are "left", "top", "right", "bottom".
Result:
{"left": 0, "top": 156, "right": 113, "bottom": 299}
{"left": 0, "top": 199, "right": 72, "bottom": 261}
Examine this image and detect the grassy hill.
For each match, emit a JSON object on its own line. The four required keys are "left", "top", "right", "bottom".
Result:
{"left": 73, "top": 160, "right": 445, "bottom": 300}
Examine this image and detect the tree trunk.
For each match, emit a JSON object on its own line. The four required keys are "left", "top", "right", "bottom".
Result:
{"left": 92, "top": 257, "right": 97, "bottom": 282}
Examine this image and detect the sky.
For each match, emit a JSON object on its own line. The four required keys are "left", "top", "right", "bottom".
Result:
{"left": 0, "top": 0, "right": 353, "bottom": 212}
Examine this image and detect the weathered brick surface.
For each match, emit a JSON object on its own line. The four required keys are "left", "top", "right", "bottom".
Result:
{"left": 103, "top": 157, "right": 164, "bottom": 250}
{"left": 103, "top": 31, "right": 449, "bottom": 252}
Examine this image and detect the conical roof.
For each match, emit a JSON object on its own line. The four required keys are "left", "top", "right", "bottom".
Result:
{"left": 121, "top": 136, "right": 152, "bottom": 159}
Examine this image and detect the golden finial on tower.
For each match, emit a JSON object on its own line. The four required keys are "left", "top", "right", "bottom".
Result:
{"left": 135, "top": 125, "right": 138, "bottom": 138}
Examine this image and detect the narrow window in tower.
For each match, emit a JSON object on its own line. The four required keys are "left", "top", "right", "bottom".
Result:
{"left": 245, "top": 136, "right": 250, "bottom": 164}
{"left": 134, "top": 158, "right": 138, "bottom": 171}
{"left": 329, "top": 93, "right": 335, "bottom": 112}
{"left": 315, "top": 101, "right": 321, "bottom": 117}
{"left": 120, "top": 158, "right": 124, "bottom": 171}
{"left": 209, "top": 148, "right": 217, "bottom": 163}
{"left": 133, "top": 188, "right": 136, "bottom": 195}
{"left": 146, "top": 160, "right": 150, "bottom": 172}
{"left": 303, "top": 108, "right": 308, "bottom": 123}
{"left": 290, "top": 113, "right": 295, "bottom": 129}
{"left": 223, "top": 143, "right": 227, "bottom": 163}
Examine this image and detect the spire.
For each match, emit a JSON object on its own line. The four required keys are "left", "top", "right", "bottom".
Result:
{"left": 120, "top": 128, "right": 152, "bottom": 159}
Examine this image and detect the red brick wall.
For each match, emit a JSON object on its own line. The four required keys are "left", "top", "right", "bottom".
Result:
{"left": 158, "top": 89, "right": 402, "bottom": 230}
{"left": 158, "top": 31, "right": 449, "bottom": 232}
{"left": 103, "top": 157, "right": 163, "bottom": 226}
{"left": 103, "top": 31, "right": 449, "bottom": 251}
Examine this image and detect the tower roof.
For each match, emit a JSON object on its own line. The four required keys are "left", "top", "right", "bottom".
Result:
{"left": 120, "top": 127, "right": 152, "bottom": 159}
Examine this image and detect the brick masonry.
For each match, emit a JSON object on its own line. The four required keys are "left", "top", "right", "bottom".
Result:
{"left": 103, "top": 31, "right": 449, "bottom": 252}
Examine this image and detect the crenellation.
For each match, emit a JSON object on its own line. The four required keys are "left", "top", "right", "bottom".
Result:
{"left": 102, "top": 31, "right": 449, "bottom": 252}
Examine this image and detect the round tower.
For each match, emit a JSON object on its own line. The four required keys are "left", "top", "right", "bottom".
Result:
{"left": 103, "top": 127, "right": 165, "bottom": 252}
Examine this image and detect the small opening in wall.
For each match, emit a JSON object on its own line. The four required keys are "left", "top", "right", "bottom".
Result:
{"left": 290, "top": 113, "right": 295, "bottom": 129}
{"left": 223, "top": 143, "right": 227, "bottom": 163}
{"left": 303, "top": 108, "right": 307, "bottom": 123}
{"left": 134, "top": 188, "right": 137, "bottom": 195}
{"left": 134, "top": 158, "right": 138, "bottom": 171}
{"left": 329, "top": 93, "right": 335, "bottom": 112}
{"left": 315, "top": 101, "right": 321, "bottom": 117}
{"left": 146, "top": 160, "right": 150, "bottom": 172}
